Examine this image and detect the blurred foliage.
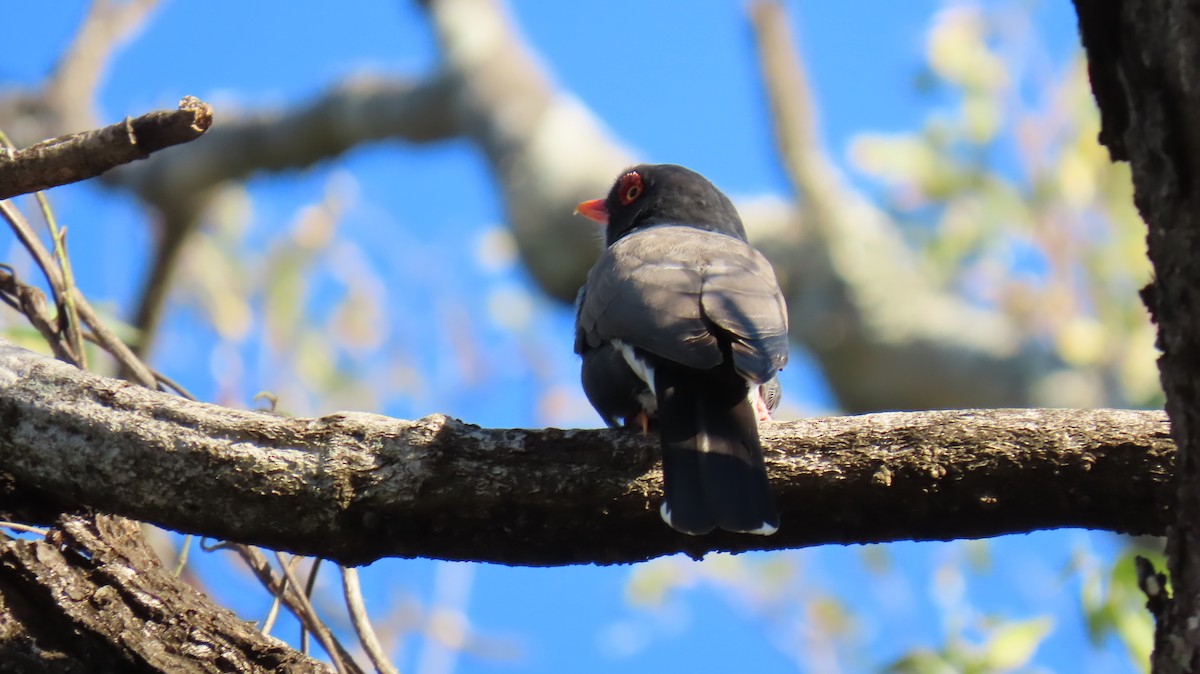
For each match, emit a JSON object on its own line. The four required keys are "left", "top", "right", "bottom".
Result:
{"left": 849, "top": 4, "right": 1159, "bottom": 409}
{"left": 174, "top": 174, "right": 398, "bottom": 412}
{"left": 1075, "top": 541, "right": 1164, "bottom": 673}
{"left": 885, "top": 616, "right": 1053, "bottom": 674}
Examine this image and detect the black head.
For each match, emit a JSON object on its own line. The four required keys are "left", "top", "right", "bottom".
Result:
{"left": 576, "top": 164, "right": 747, "bottom": 246}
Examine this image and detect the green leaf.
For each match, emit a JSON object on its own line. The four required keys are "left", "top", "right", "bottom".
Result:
{"left": 979, "top": 616, "right": 1053, "bottom": 672}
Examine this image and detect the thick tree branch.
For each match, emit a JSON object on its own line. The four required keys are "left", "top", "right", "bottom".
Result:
{"left": 0, "top": 97, "right": 212, "bottom": 200}
{"left": 0, "top": 514, "right": 327, "bottom": 673}
{"left": 0, "top": 339, "right": 1172, "bottom": 567}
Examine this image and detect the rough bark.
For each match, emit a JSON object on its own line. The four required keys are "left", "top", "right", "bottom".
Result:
{"left": 0, "top": 514, "right": 327, "bottom": 674}
{"left": 0, "top": 339, "right": 1173, "bottom": 567}
{"left": 1072, "top": 0, "right": 1200, "bottom": 671}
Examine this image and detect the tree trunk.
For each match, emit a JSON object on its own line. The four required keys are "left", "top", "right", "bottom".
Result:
{"left": 1073, "top": 0, "right": 1200, "bottom": 671}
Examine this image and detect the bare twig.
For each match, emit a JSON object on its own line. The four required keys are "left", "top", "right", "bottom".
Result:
{"left": 39, "top": 199, "right": 86, "bottom": 368}
{"left": 231, "top": 544, "right": 363, "bottom": 673}
{"left": 0, "top": 202, "right": 66, "bottom": 305}
{"left": 262, "top": 554, "right": 298, "bottom": 637}
{"left": 262, "top": 584, "right": 286, "bottom": 637}
{"left": 301, "top": 557, "right": 324, "bottom": 655}
{"left": 65, "top": 288, "right": 157, "bottom": 386}
{"left": 171, "top": 533, "right": 192, "bottom": 577}
{"left": 0, "top": 255, "right": 162, "bottom": 422}
{"left": 343, "top": 565, "right": 401, "bottom": 674}
{"left": 154, "top": 368, "right": 198, "bottom": 400}
{"left": 0, "top": 200, "right": 82, "bottom": 366}
{"left": 0, "top": 521, "right": 50, "bottom": 537}
{"left": 0, "top": 265, "right": 75, "bottom": 363}
{"left": 0, "top": 129, "right": 87, "bottom": 365}
{"left": 0, "top": 97, "right": 213, "bottom": 200}
{"left": 274, "top": 551, "right": 356, "bottom": 674}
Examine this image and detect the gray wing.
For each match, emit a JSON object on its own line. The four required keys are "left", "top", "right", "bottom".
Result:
{"left": 576, "top": 225, "right": 789, "bottom": 383}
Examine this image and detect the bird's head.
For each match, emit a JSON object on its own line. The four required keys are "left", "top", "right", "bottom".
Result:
{"left": 575, "top": 164, "right": 747, "bottom": 246}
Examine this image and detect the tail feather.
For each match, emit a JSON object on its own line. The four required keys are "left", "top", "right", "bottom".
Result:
{"left": 655, "top": 366, "right": 779, "bottom": 535}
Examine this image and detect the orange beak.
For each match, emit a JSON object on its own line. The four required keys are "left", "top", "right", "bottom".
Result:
{"left": 574, "top": 198, "right": 608, "bottom": 225}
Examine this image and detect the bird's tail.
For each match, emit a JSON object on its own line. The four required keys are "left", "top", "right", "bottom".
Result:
{"left": 655, "top": 366, "right": 779, "bottom": 535}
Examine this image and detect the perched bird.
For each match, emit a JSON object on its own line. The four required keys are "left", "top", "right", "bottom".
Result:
{"left": 573, "top": 164, "right": 789, "bottom": 535}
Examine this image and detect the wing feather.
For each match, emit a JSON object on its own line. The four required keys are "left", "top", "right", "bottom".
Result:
{"left": 577, "top": 225, "right": 788, "bottom": 381}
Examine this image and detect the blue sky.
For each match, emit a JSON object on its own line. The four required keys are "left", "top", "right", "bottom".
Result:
{"left": 1, "top": 1, "right": 1142, "bottom": 672}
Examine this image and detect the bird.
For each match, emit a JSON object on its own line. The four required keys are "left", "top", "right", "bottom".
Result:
{"left": 573, "top": 164, "right": 789, "bottom": 535}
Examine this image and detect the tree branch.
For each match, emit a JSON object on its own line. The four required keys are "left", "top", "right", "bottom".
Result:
{"left": 0, "top": 97, "right": 212, "bottom": 200}
{"left": 0, "top": 339, "right": 1172, "bottom": 567}
{"left": 0, "top": 513, "right": 328, "bottom": 673}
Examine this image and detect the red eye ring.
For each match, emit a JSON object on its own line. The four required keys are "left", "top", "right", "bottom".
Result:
{"left": 618, "top": 172, "right": 643, "bottom": 206}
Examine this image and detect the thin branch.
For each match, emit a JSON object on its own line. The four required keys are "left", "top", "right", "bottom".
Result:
{"left": 0, "top": 200, "right": 82, "bottom": 366}
{"left": 0, "top": 129, "right": 87, "bottom": 365}
{"left": 232, "top": 545, "right": 363, "bottom": 673}
{"left": 0, "top": 338, "right": 1174, "bottom": 566}
{"left": 0, "top": 264, "right": 169, "bottom": 390}
{"left": 154, "top": 368, "right": 198, "bottom": 400}
{"left": 274, "top": 552, "right": 351, "bottom": 674}
{"left": 301, "top": 558, "right": 323, "bottom": 656}
{"left": 0, "top": 521, "right": 49, "bottom": 537}
{"left": 0, "top": 265, "right": 75, "bottom": 363}
{"left": 263, "top": 555, "right": 298, "bottom": 637}
{"left": 342, "top": 565, "right": 401, "bottom": 674}
{"left": 0, "top": 96, "right": 212, "bottom": 200}
{"left": 172, "top": 532, "right": 192, "bottom": 576}
{"left": 40, "top": 198, "right": 87, "bottom": 368}
{"left": 66, "top": 285, "right": 159, "bottom": 387}
{"left": 0, "top": 202, "right": 68, "bottom": 310}
{"left": 274, "top": 551, "right": 361, "bottom": 674}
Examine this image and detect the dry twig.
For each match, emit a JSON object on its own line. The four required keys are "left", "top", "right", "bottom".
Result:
{"left": 343, "top": 565, "right": 401, "bottom": 674}
{"left": 229, "top": 544, "right": 363, "bottom": 673}
{"left": 0, "top": 96, "right": 212, "bottom": 200}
